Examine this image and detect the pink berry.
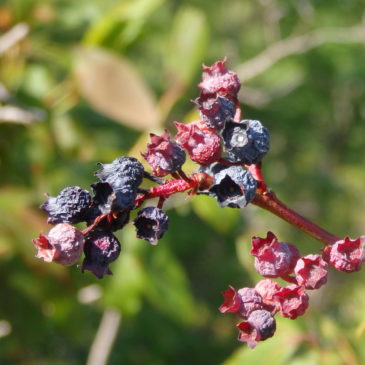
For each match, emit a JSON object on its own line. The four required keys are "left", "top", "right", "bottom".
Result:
{"left": 255, "top": 279, "right": 281, "bottom": 314}
{"left": 274, "top": 284, "right": 309, "bottom": 319}
{"left": 236, "top": 287, "right": 264, "bottom": 319}
{"left": 33, "top": 223, "right": 84, "bottom": 266}
{"left": 294, "top": 254, "right": 328, "bottom": 290}
{"left": 322, "top": 236, "right": 365, "bottom": 273}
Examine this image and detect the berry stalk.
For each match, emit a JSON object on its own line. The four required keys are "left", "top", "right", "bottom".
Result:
{"left": 252, "top": 191, "right": 339, "bottom": 246}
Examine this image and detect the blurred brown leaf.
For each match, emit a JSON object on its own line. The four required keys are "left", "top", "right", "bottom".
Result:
{"left": 74, "top": 47, "right": 159, "bottom": 131}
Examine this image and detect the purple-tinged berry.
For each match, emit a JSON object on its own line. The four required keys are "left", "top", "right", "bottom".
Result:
{"left": 222, "top": 119, "right": 270, "bottom": 164}
{"left": 142, "top": 131, "right": 186, "bottom": 177}
{"left": 237, "top": 287, "right": 264, "bottom": 319}
{"left": 322, "top": 236, "right": 365, "bottom": 273}
{"left": 237, "top": 310, "right": 276, "bottom": 348}
{"left": 174, "top": 121, "right": 221, "bottom": 165}
{"left": 33, "top": 223, "right": 84, "bottom": 266}
{"left": 94, "top": 156, "right": 144, "bottom": 188}
{"left": 133, "top": 206, "right": 169, "bottom": 245}
{"left": 199, "top": 59, "right": 241, "bottom": 99}
{"left": 250, "top": 232, "right": 300, "bottom": 278}
{"left": 194, "top": 92, "right": 235, "bottom": 130}
{"left": 40, "top": 186, "right": 91, "bottom": 224}
{"left": 81, "top": 230, "right": 121, "bottom": 278}
{"left": 209, "top": 166, "right": 257, "bottom": 208}
{"left": 294, "top": 254, "right": 328, "bottom": 290}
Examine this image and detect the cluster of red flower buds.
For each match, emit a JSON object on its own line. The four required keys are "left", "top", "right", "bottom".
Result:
{"left": 33, "top": 59, "right": 365, "bottom": 348}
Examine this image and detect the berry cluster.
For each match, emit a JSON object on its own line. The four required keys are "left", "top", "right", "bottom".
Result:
{"left": 33, "top": 59, "right": 365, "bottom": 348}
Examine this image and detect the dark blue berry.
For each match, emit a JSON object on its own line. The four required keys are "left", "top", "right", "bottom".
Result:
{"left": 133, "top": 206, "right": 169, "bottom": 245}
{"left": 81, "top": 230, "right": 121, "bottom": 278}
{"left": 41, "top": 186, "right": 91, "bottom": 224}
{"left": 209, "top": 166, "right": 257, "bottom": 208}
{"left": 222, "top": 120, "right": 270, "bottom": 164}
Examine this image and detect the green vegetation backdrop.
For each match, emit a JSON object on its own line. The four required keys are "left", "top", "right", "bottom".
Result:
{"left": 1, "top": 0, "right": 365, "bottom": 364}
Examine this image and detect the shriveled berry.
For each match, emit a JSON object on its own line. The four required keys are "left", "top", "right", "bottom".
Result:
{"left": 209, "top": 166, "right": 257, "bottom": 208}
{"left": 322, "top": 236, "right": 365, "bottom": 273}
{"left": 237, "top": 310, "right": 276, "bottom": 349}
{"left": 40, "top": 186, "right": 91, "bottom": 224}
{"left": 294, "top": 254, "right": 328, "bottom": 290}
{"left": 255, "top": 279, "right": 281, "bottom": 314}
{"left": 222, "top": 120, "right": 270, "bottom": 164}
{"left": 94, "top": 156, "right": 144, "bottom": 188}
{"left": 174, "top": 121, "right": 221, "bottom": 165}
{"left": 142, "top": 131, "right": 186, "bottom": 177}
{"left": 195, "top": 92, "right": 235, "bottom": 130}
{"left": 237, "top": 287, "right": 264, "bottom": 319}
{"left": 274, "top": 284, "right": 309, "bottom": 319}
{"left": 81, "top": 230, "right": 121, "bottom": 278}
{"left": 133, "top": 206, "right": 169, "bottom": 245}
{"left": 219, "top": 285, "right": 241, "bottom": 313}
{"left": 250, "top": 232, "right": 300, "bottom": 278}
{"left": 33, "top": 223, "right": 84, "bottom": 266}
{"left": 199, "top": 59, "right": 241, "bottom": 99}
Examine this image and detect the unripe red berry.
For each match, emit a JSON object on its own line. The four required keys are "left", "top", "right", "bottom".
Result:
{"left": 274, "top": 284, "right": 309, "bottom": 319}
{"left": 255, "top": 279, "right": 281, "bottom": 314}
{"left": 294, "top": 254, "right": 328, "bottom": 290}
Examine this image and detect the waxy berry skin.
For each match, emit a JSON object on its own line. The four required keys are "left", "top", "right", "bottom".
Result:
{"left": 209, "top": 166, "right": 257, "bottom": 208}
{"left": 41, "top": 186, "right": 91, "bottom": 224}
{"left": 222, "top": 119, "right": 270, "bottom": 165}
{"left": 81, "top": 230, "right": 121, "bottom": 278}
{"left": 133, "top": 206, "right": 169, "bottom": 245}
{"left": 33, "top": 223, "right": 85, "bottom": 266}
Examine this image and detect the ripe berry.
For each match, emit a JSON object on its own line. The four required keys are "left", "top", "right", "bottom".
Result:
{"left": 174, "top": 121, "right": 221, "bottom": 165}
{"left": 195, "top": 92, "right": 235, "bottom": 130}
{"left": 322, "top": 236, "right": 365, "bottom": 273}
{"left": 142, "top": 131, "right": 186, "bottom": 177}
{"left": 209, "top": 165, "right": 257, "bottom": 208}
{"left": 222, "top": 119, "right": 270, "bottom": 164}
{"left": 40, "top": 186, "right": 91, "bottom": 224}
{"left": 250, "top": 231, "right": 300, "bottom": 278}
{"left": 133, "top": 206, "right": 169, "bottom": 245}
{"left": 81, "top": 230, "right": 121, "bottom": 278}
{"left": 33, "top": 223, "right": 84, "bottom": 266}
{"left": 236, "top": 287, "right": 264, "bottom": 319}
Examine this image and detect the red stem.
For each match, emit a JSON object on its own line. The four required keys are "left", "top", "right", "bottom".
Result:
{"left": 252, "top": 192, "right": 340, "bottom": 246}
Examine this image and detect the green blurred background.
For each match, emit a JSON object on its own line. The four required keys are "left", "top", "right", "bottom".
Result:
{"left": 1, "top": 0, "right": 365, "bottom": 364}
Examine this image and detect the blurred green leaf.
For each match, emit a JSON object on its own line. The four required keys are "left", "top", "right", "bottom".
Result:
{"left": 74, "top": 47, "right": 159, "bottom": 130}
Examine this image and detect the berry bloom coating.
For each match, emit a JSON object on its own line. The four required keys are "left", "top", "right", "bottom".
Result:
{"left": 94, "top": 156, "right": 145, "bottom": 188}
{"left": 174, "top": 121, "right": 221, "bottom": 165}
{"left": 41, "top": 186, "right": 91, "bottom": 224}
{"left": 322, "top": 236, "right": 365, "bottom": 273}
{"left": 209, "top": 166, "right": 257, "bottom": 208}
{"left": 255, "top": 279, "right": 281, "bottom": 314}
{"left": 250, "top": 231, "right": 300, "bottom": 278}
{"left": 195, "top": 92, "right": 235, "bottom": 130}
{"left": 33, "top": 223, "right": 84, "bottom": 266}
{"left": 274, "top": 284, "right": 309, "bottom": 319}
{"left": 237, "top": 310, "right": 276, "bottom": 349}
{"left": 142, "top": 131, "right": 186, "bottom": 177}
{"left": 133, "top": 206, "right": 169, "bottom": 245}
{"left": 222, "top": 120, "right": 270, "bottom": 164}
{"left": 237, "top": 287, "right": 264, "bottom": 319}
{"left": 81, "top": 230, "right": 121, "bottom": 278}
{"left": 294, "top": 254, "right": 328, "bottom": 290}
{"left": 199, "top": 59, "right": 241, "bottom": 99}
{"left": 219, "top": 285, "right": 241, "bottom": 313}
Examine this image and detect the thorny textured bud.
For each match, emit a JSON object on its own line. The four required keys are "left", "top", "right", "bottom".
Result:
{"left": 142, "top": 131, "right": 186, "bottom": 177}
{"left": 237, "top": 310, "right": 276, "bottom": 349}
{"left": 195, "top": 92, "right": 235, "bottom": 130}
{"left": 33, "top": 223, "right": 84, "bottom": 266}
{"left": 41, "top": 186, "right": 91, "bottom": 224}
{"left": 274, "top": 284, "right": 309, "bottom": 319}
{"left": 81, "top": 230, "right": 121, "bottom": 278}
{"left": 250, "top": 231, "right": 300, "bottom": 278}
{"left": 209, "top": 166, "right": 257, "bottom": 208}
{"left": 174, "top": 121, "right": 221, "bottom": 165}
{"left": 133, "top": 206, "right": 169, "bottom": 245}
{"left": 294, "top": 254, "right": 328, "bottom": 290}
{"left": 322, "top": 236, "right": 365, "bottom": 273}
{"left": 222, "top": 120, "right": 270, "bottom": 165}
{"left": 199, "top": 59, "right": 241, "bottom": 98}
